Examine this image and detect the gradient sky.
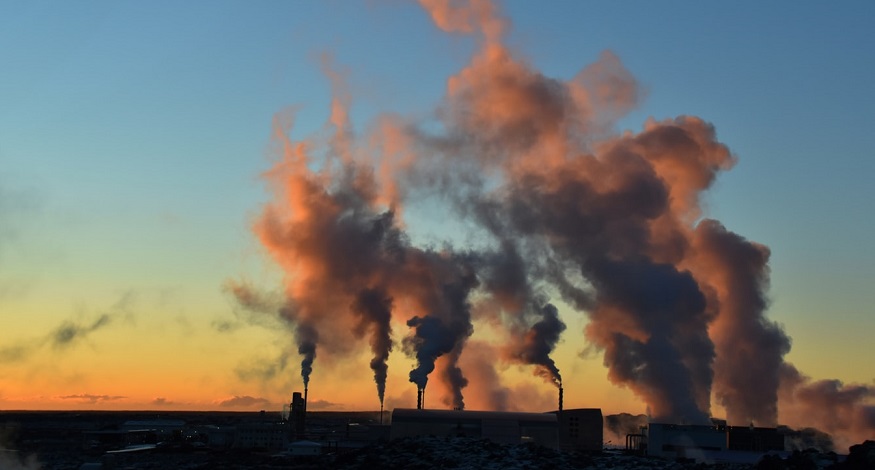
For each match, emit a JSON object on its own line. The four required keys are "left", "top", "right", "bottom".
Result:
{"left": 1, "top": 1, "right": 873, "bottom": 415}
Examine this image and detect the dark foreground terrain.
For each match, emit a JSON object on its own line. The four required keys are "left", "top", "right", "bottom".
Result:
{"left": 1, "top": 411, "right": 872, "bottom": 469}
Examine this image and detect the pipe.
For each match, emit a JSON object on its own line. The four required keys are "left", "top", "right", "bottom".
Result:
{"left": 417, "top": 388, "right": 422, "bottom": 410}
{"left": 558, "top": 386, "right": 564, "bottom": 412}
{"left": 304, "top": 386, "right": 308, "bottom": 413}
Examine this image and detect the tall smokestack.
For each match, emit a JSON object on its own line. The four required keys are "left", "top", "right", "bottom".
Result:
{"left": 304, "top": 386, "right": 308, "bottom": 413}
{"left": 290, "top": 392, "right": 305, "bottom": 439}
{"left": 417, "top": 387, "right": 422, "bottom": 410}
{"left": 559, "top": 384, "right": 564, "bottom": 412}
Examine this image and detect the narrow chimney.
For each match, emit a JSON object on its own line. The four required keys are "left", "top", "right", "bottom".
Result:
{"left": 304, "top": 386, "right": 308, "bottom": 413}
{"left": 380, "top": 401, "right": 384, "bottom": 425}
{"left": 559, "top": 385, "right": 564, "bottom": 412}
{"left": 290, "top": 392, "right": 305, "bottom": 438}
{"left": 416, "top": 388, "right": 422, "bottom": 410}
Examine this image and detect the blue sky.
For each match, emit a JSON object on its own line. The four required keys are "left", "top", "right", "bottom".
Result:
{"left": 1, "top": 1, "right": 873, "bottom": 409}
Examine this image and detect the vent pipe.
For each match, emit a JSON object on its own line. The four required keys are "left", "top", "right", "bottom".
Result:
{"left": 559, "top": 385, "right": 564, "bottom": 412}
{"left": 416, "top": 388, "right": 422, "bottom": 410}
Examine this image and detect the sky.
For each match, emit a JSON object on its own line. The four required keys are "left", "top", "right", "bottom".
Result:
{"left": 1, "top": 0, "right": 873, "bottom": 433}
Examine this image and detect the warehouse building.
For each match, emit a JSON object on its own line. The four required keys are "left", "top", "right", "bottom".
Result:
{"left": 555, "top": 408, "right": 603, "bottom": 452}
{"left": 391, "top": 408, "right": 558, "bottom": 447}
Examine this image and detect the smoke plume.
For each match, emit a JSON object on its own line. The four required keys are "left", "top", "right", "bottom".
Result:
{"left": 506, "top": 303, "right": 566, "bottom": 387}
{"left": 686, "top": 219, "right": 790, "bottom": 426}
{"left": 779, "top": 363, "right": 875, "bottom": 450}
{"left": 0, "top": 293, "right": 134, "bottom": 364}
{"left": 351, "top": 287, "right": 394, "bottom": 405}
{"left": 241, "top": 0, "right": 871, "bottom": 443}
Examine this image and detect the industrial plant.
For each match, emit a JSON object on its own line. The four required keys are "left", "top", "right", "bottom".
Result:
{"left": 3, "top": 384, "right": 869, "bottom": 470}
{"left": 267, "top": 384, "right": 807, "bottom": 465}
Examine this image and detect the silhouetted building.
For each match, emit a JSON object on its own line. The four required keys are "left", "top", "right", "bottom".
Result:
{"left": 646, "top": 423, "right": 727, "bottom": 459}
{"left": 289, "top": 440, "right": 323, "bottom": 455}
{"left": 555, "top": 408, "right": 603, "bottom": 452}
{"left": 121, "top": 419, "right": 184, "bottom": 439}
{"left": 289, "top": 392, "right": 306, "bottom": 439}
{"left": 391, "top": 409, "right": 558, "bottom": 447}
{"left": 234, "top": 422, "right": 287, "bottom": 450}
{"left": 727, "top": 426, "right": 785, "bottom": 452}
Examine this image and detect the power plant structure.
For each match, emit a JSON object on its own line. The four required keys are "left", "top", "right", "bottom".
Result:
{"left": 625, "top": 421, "right": 788, "bottom": 461}
{"left": 276, "top": 383, "right": 790, "bottom": 463}
{"left": 279, "top": 381, "right": 603, "bottom": 453}
{"left": 288, "top": 391, "right": 306, "bottom": 440}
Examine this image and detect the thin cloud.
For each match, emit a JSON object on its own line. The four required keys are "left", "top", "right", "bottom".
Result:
{"left": 59, "top": 394, "right": 126, "bottom": 404}
{"left": 0, "top": 292, "right": 135, "bottom": 364}
{"left": 306, "top": 399, "right": 344, "bottom": 411}
{"left": 215, "top": 280, "right": 289, "bottom": 333}
{"left": 0, "top": 344, "right": 34, "bottom": 363}
{"left": 216, "top": 395, "right": 272, "bottom": 408}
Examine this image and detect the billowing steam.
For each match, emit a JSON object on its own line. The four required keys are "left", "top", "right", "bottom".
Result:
{"left": 778, "top": 363, "right": 875, "bottom": 451}
{"left": 236, "top": 0, "right": 874, "bottom": 446}
{"left": 686, "top": 219, "right": 789, "bottom": 426}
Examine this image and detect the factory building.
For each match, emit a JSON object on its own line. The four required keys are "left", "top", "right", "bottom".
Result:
{"left": 727, "top": 426, "right": 785, "bottom": 452}
{"left": 234, "top": 422, "right": 287, "bottom": 450}
{"left": 645, "top": 423, "right": 728, "bottom": 459}
{"left": 391, "top": 408, "right": 558, "bottom": 446}
{"left": 555, "top": 408, "right": 603, "bottom": 452}
{"left": 628, "top": 422, "right": 788, "bottom": 461}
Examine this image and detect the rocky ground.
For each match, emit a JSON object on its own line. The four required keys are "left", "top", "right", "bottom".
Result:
{"left": 12, "top": 436, "right": 868, "bottom": 470}
{"left": 328, "top": 436, "right": 874, "bottom": 470}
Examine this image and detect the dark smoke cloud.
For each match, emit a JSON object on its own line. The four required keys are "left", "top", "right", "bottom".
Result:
{"left": 439, "top": 347, "right": 469, "bottom": 409}
{"left": 0, "top": 292, "right": 134, "bottom": 363}
{"left": 586, "top": 258, "right": 713, "bottom": 424}
{"left": 506, "top": 303, "right": 566, "bottom": 387}
{"left": 475, "top": 241, "right": 568, "bottom": 387}
{"left": 295, "top": 322, "right": 318, "bottom": 387}
{"left": 351, "top": 287, "right": 393, "bottom": 405}
{"left": 405, "top": 314, "right": 464, "bottom": 390}
{"left": 50, "top": 314, "right": 112, "bottom": 349}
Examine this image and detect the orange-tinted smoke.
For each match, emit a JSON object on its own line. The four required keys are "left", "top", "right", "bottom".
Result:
{"left": 686, "top": 219, "right": 789, "bottom": 426}
{"left": 779, "top": 363, "right": 875, "bottom": 451}
{"left": 418, "top": 0, "right": 504, "bottom": 45}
